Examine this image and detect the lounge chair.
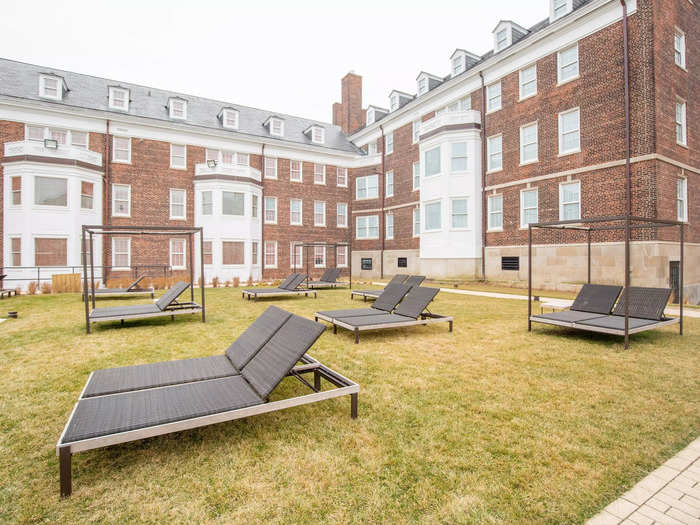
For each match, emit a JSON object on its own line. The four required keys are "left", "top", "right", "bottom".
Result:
{"left": 350, "top": 274, "right": 412, "bottom": 301}
{"left": 241, "top": 273, "right": 316, "bottom": 301}
{"left": 0, "top": 274, "right": 17, "bottom": 298}
{"left": 318, "top": 286, "right": 452, "bottom": 343}
{"left": 87, "top": 281, "right": 201, "bottom": 330}
{"left": 315, "top": 282, "right": 412, "bottom": 322}
{"left": 57, "top": 308, "right": 358, "bottom": 497}
{"left": 83, "top": 274, "right": 154, "bottom": 301}
{"left": 307, "top": 268, "right": 347, "bottom": 289}
{"left": 530, "top": 284, "right": 622, "bottom": 327}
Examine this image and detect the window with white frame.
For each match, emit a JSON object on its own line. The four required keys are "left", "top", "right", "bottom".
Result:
{"left": 80, "top": 181, "right": 94, "bottom": 210}
{"left": 385, "top": 132, "right": 394, "bottom": 154}
{"left": 677, "top": 178, "right": 688, "bottom": 222}
{"left": 290, "top": 199, "right": 302, "bottom": 225}
{"left": 520, "top": 188, "right": 539, "bottom": 227}
{"left": 520, "top": 122, "right": 538, "bottom": 164}
{"left": 290, "top": 242, "right": 303, "bottom": 269}
{"left": 170, "top": 144, "right": 186, "bottom": 169}
{"left": 201, "top": 191, "right": 213, "bottom": 215}
{"left": 112, "top": 237, "right": 131, "bottom": 269}
{"left": 109, "top": 87, "right": 129, "bottom": 110}
{"left": 487, "top": 81, "right": 502, "bottom": 112}
{"left": 314, "top": 246, "right": 326, "bottom": 268}
{"left": 366, "top": 108, "right": 375, "bottom": 125}
{"left": 368, "top": 142, "right": 377, "bottom": 155}
{"left": 71, "top": 131, "right": 88, "bottom": 149}
{"left": 314, "top": 201, "right": 326, "bottom": 226}
{"left": 336, "top": 167, "right": 347, "bottom": 187}
{"left": 559, "top": 181, "right": 581, "bottom": 220}
{"left": 390, "top": 94, "right": 399, "bottom": 112}
{"left": 413, "top": 161, "right": 420, "bottom": 190}
{"left": 519, "top": 65, "right": 537, "bottom": 100}
{"left": 552, "top": 0, "right": 570, "bottom": 20}
{"left": 676, "top": 100, "right": 687, "bottom": 146}
{"left": 336, "top": 245, "right": 348, "bottom": 268}
{"left": 385, "top": 171, "right": 394, "bottom": 197}
{"left": 222, "top": 191, "right": 245, "bottom": 216}
{"left": 337, "top": 203, "right": 348, "bottom": 228}
{"left": 170, "top": 239, "right": 186, "bottom": 269}
{"left": 558, "top": 108, "right": 580, "bottom": 155}
{"left": 418, "top": 77, "right": 428, "bottom": 95}
{"left": 264, "top": 157, "right": 277, "bottom": 179}
{"left": 222, "top": 241, "right": 244, "bottom": 265}
{"left": 413, "top": 207, "right": 420, "bottom": 237}
{"left": 451, "top": 142, "right": 468, "bottom": 172}
{"left": 264, "top": 196, "right": 277, "bottom": 223}
{"left": 385, "top": 213, "right": 394, "bottom": 240}
{"left": 314, "top": 164, "right": 325, "bottom": 184}
{"left": 557, "top": 43, "right": 579, "bottom": 84}
{"left": 425, "top": 201, "right": 442, "bottom": 231}
{"left": 356, "top": 215, "right": 379, "bottom": 239}
{"left": 202, "top": 241, "right": 213, "bottom": 265}
{"left": 34, "top": 176, "right": 67, "bottom": 207}
{"left": 451, "top": 198, "right": 468, "bottom": 229}
{"left": 237, "top": 153, "right": 249, "bottom": 166}
{"left": 50, "top": 128, "right": 67, "bottom": 144}
{"left": 269, "top": 118, "right": 284, "bottom": 137}
{"left": 222, "top": 109, "right": 239, "bottom": 129}
{"left": 206, "top": 148, "right": 220, "bottom": 162}
{"left": 311, "top": 126, "right": 325, "bottom": 144}
{"left": 252, "top": 241, "right": 259, "bottom": 266}
{"left": 26, "top": 125, "right": 45, "bottom": 141}
{"left": 170, "top": 189, "right": 186, "bottom": 220}
{"left": 487, "top": 135, "right": 503, "bottom": 171}
{"left": 11, "top": 237, "right": 21, "bottom": 266}
{"left": 413, "top": 120, "right": 420, "bottom": 143}
{"left": 169, "top": 99, "right": 187, "bottom": 119}
{"left": 452, "top": 55, "right": 465, "bottom": 76}
{"left": 674, "top": 28, "right": 686, "bottom": 69}
{"left": 112, "top": 184, "right": 130, "bottom": 216}
{"left": 488, "top": 195, "right": 503, "bottom": 230}
{"left": 356, "top": 174, "right": 379, "bottom": 200}
{"left": 252, "top": 194, "right": 258, "bottom": 218}
{"left": 39, "top": 75, "right": 62, "bottom": 100}
{"left": 290, "top": 160, "right": 302, "bottom": 182}
{"left": 425, "top": 146, "right": 441, "bottom": 177}
{"left": 11, "top": 176, "right": 21, "bottom": 205}
{"left": 495, "top": 29, "right": 508, "bottom": 51}
{"left": 264, "top": 241, "right": 277, "bottom": 268}
{"left": 113, "top": 136, "right": 131, "bottom": 163}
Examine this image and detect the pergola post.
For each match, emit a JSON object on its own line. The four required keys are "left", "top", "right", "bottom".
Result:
{"left": 89, "top": 232, "right": 96, "bottom": 310}
{"left": 82, "top": 227, "right": 90, "bottom": 334}
{"left": 680, "top": 222, "right": 684, "bottom": 335}
{"left": 528, "top": 225, "right": 532, "bottom": 332}
{"left": 587, "top": 229, "right": 591, "bottom": 284}
{"left": 199, "top": 228, "right": 205, "bottom": 323}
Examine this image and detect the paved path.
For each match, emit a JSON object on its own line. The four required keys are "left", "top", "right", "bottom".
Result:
{"left": 586, "top": 438, "right": 700, "bottom": 525}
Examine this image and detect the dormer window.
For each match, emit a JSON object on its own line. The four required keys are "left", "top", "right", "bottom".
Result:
{"left": 266, "top": 117, "right": 284, "bottom": 137}
{"left": 366, "top": 108, "right": 375, "bottom": 125}
{"left": 169, "top": 98, "right": 187, "bottom": 119}
{"left": 390, "top": 94, "right": 399, "bottom": 111}
{"left": 109, "top": 87, "right": 129, "bottom": 111}
{"left": 495, "top": 29, "right": 508, "bottom": 51}
{"left": 220, "top": 108, "right": 239, "bottom": 130}
{"left": 452, "top": 55, "right": 465, "bottom": 76}
{"left": 417, "top": 78, "right": 428, "bottom": 95}
{"left": 311, "top": 126, "right": 324, "bottom": 144}
{"left": 39, "top": 75, "right": 64, "bottom": 101}
{"left": 550, "top": 0, "right": 573, "bottom": 21}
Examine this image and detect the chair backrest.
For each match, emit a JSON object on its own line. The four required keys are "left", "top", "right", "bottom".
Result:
{"left": 394, "top": 287, "right": 440, "bottom": 319}
{"left": 612, "top": 287, "right": 671, "bottom": 320}
{"left": 325, "top": 267, "right": 342, "bottom": 283}
{"left": 372, "top": 283, "right": 412, "bottom": 312}
{"left": 387, "top": 274, "right": 408, "bottom": 286}
{"left": 319, "top": 268, "right": 334, "bottom": 282}
{"left": 570, "top": 284, "right": 622, "bottom": 314}
{"left": 225, "top": 306, "right": 292, "bottom": 370}
{"left": 155, "top": 281, "right": 190, "bottom": 311}
{"left": 405, "top": 275, "right": 426, "bottom": 288}
{"left": 284, "top": 273, "right": 307, "bottom": 290}
{"left": 241, "top": 314, "right": 325, "bottom": 398}
{"left": 126, "top": 274, "right": 145, "bottom": 291}
{"left": 278, "top": 274, "right": 298, "bottom": 290}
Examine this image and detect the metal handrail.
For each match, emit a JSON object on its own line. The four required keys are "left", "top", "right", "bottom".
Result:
{"left": 0, "top": 265, "right": 172, "bottom": 284}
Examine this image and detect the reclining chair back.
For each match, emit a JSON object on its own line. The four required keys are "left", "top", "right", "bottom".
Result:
{"left": 405, "top": 275, "right": 425, "bottom": 288}
{"left": 126, "top": 275, "right": 145, "bottom": 291}
{"left": 386, "top": 274, "right": 408, "bottom": 286}
{"left": 278, "top": 274, "right": 298, "bottom": 290}
{"left": 612, "top": 287, "right": 671, "bottom": 320}
{"left": 155, "top": 281, "right": 190, "bottom": 311}
{"left": 393, "top": 287, "right": 440, "bottom": 319}
{"left": 319, "top": 268, "right": 334, "bottom": 282}
{"left": 372, "top": 283, "right": 412, "bottom": 312}
{"left": 570, "top": 284, "right": 622, "bottom": 314}
{"left": 226, "top": 306, "right": 292, "bottom": 370}
{"left": 284, "top": 274, "right": 307, "bottom": 290}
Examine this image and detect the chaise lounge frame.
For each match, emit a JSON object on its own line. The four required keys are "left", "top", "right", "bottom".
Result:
{"left": 241, "top": 273, "right": 317, "bottom": 301}
{"left": 350, "top": 274, "right": 425, "bottom": 301}
{"left": 0, "top": 274, "right": 17, "bottom": 298}
{"left": 82, "top": 274, "right": 154, "bottom": 301}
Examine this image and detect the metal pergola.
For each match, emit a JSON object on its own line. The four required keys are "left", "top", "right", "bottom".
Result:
{"left": 81, "top": 225, "right": 206, "bottom": 332}
{"left": 527, "top": 215, "right": 684, "bottom": 349}
{"left": 291, "top": 241, "right": 352, "bottom": 288}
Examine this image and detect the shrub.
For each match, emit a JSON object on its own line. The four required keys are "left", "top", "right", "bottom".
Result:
{"left": 233, "top": 277, "right": 240, "bottom": 288}
{"left": 40, "top": 282, "right": 52, "bottom": 294}
{"left": 27, "top": 282, "right": 38, "bottom": 295}
{"left": 212, "top": 277, "right": 220, "bottom": 288}
{"left": 247, "top": 275, "right": 253, "bottom": 287}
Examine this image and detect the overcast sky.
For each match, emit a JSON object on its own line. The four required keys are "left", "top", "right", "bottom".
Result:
{"left": 2, "top": 0, "right": 550, "bottom": 123}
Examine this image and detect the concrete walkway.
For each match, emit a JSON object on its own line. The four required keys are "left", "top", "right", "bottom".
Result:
{"left": 586, "top": 438, "right": 700, "bottom": 525}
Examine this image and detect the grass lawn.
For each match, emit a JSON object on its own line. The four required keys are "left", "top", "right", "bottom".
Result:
{"left": 0, "top": 286, "right": 698, "bottom": 523}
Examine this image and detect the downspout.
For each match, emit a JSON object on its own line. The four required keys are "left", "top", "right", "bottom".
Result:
{"left": 260, "top": 143, "right": 265, "bottom": 282}
{"left": 103, "top": 120, "right": 111, "bottom": 284}
{"left": 379, "top": 124, "right": 386, "bottom": 279}
{"left": 479, "top": 72, "right": 487, "bottom": 281}
{"left": 620, "top": 0, "right": 632, "bottom": 348}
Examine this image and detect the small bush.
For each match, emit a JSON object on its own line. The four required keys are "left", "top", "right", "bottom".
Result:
{"left": 212, "top": 277, "right": 220, "bottom": 288}
{"left": 233, "top": 277, "right": 240, "bottom": 288}
{"left": 247, "top": 275, "right": 253, "bottom": 287}
{"left": 27, "top": 282, "right": 38, "bottom": 295}
{"left": 40, "top": 282, "right": 52, "bottom": 295}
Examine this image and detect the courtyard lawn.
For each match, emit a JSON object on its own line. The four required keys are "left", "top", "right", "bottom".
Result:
{"left": 0, "top": 286, "right": 698, "bottom": 524}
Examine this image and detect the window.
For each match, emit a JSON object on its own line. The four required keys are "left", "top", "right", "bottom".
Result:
{"left": 289, "top": 199, "right": 302, "bottom": 225}
{"left": 452, "top": 55, "right": 465, "bottom": 76}
{"left": 559, "top": 181, "right": 581, "bottom": 220}
{"left": 169, "top": 99, "right": 187, "bottom": 119}
{"left": 558, "top": 108, "right": 580, "bottom": 155}
{"left": 487, "top": 135, "right": 503, "bottom": 172}
{"left": 413, "top": 207, "right": 420, "bottom": 237}
{"left": 314, "top": 164, "right": 325, "bottom": 184}
{"left": 27, "top": 125, "right": 45, "bottom": 141}
{"left": 519, "top": 65, "right": 537, "bottom": 100}
{"left": 676, "top": 100, "right": 687, "bottom": 146}
{"left": 169, "top": 144, "right": 186, "bottom": 169}
{"left": 264, "top": 196, "right": 277, "bottom": 223}
{"left": 264, "top": 157, "right": 277, "bottom": 179}
{"left": 336, "top": 167, "right": 347, "bottom": 187}
{"left": 109, "top": 87, "right": 129, "bottom": 110}
{"left": 495, "top": 29, "right": 508, "bottom": 51}
{"left": 361, "top": 258, "right": 373, "bottom": 270}
{"left": 337, "top": 245, "right": 348, "bottom": 268}
{"left": 502, "top": 256, "right": 520, "bottom": 271}
{"left": 367, "top": 108, "right": 375, "bottom": 126}
{"left": 487, "top": 82, "right": 502, "bottom": 112}
{"left": 337, "top": 203, "right": 348, "bottom": 228}
{"left": 290, "top": 160, "right": 302, "bottom": 182}
{"left": 205, "top": 148, "right": 220, "bottom": 162}
{"left": 203, "top": 241, "right": 213, "bottom": 265}
{"left": 440, "top": 96, "right": 471, "bottom": 114}
{"left": 520, "top": 122, "right": 538, "bottom": 164}
{"left": 385, "top": 171, "right": 394, "bottom": 197}
{"left": 418, "top": 77, "right": 428, "bottom": 95}
{"left": 113, "top": 137, "right": 131, "bottom": 163}
{"left": 39, "top": 75, "right": 62, "bottom": 100}
{"left": 390, "top": 94, "right": 399, "bottom": 112}
{"left": 451, "top": 143, "right": 468, "bottom": 172}
{"left": 71, "top": 131, "right": 88, "bottom": 149}
{"left": 552, "top": 0, "right": 570, "bottom": 20}
{"left": 413, "top": 120, "right": 420, "bottom": 144}
{"left": 356, "top": 215, "right": 379, "bottom": 239}
{"left": 314, "top": 201, "right": 326, "bottom": 226}
{"left": 252, "top": 242, "right": 259, "bottom": 265}
{"left": 237, "top": 153, "right": 249, "bottom": 166}
{"left": 368, "top": 142, "right": 377, "bottom": 155}
{"left": 311, "top": 126, "right": 325, "bottom": 144}
{"left": 356, "top": 174, "right": 379, "bottom": 200}
{"left": 290, "top": 242, "right": 303, "bottom": 269}
{"left": 35, "top": 176, "right": 67, "bottom": 206}
{"left": 677, "top": 178, "right": 688, "bottom": 222}
{"left": 451, "top": 198, "right": 468, "bottom": 229}
{"left": 252, "top": 195, "right": 258, "bottom": 218}
{"left": 112, "top": 237, "right": 130, "bottom": 269}
{"left": 170, "top": 239, "right": 186, "bottom": 269}
{"left": 314, "top": 246, "right": 326, "bottom": 268}
{"left": 385, "top": 214, "right": 394, "bottom": 239}
{"left": 397, "top": 257, "right": 407, "bottom": 268}
{"left": 222, "top": 109, "right": 239, "bottom": 129}
{"left": 50, "top": 128, "right": 68, "bottom": 145}
{"left": 557, "top": 43, "right": 579, "bottom": 84}
{"left": 11, "top": 176, "right": 21, "bottom": 205}
{"left": 112, "top": 184, "right": 130, "bottom": 216}
{"left": 425, "top": 146, "right": 441, "bottom": 177}
{"left": 223, "top": 191, "right": 245, "bottom": 216}
{"left": 34, "top": 238, "right": 67, "bottom": 266}
{"left": 674, "top": 28, "right": 686, "bottom": 68}
{"left": 520, "top": 188, "right": 539, "bottom": 227}
{"left": 222, "top": 241, "right": 245, "bottom": 265}
{"left": 170, "top": 189, "right": 186, "bottom": 220}
{"left": 201, "top": 191, "right": 213, "bottom": 215}
{"left": 80, "top": 181, "right": 94, "bottom": 209}
{"left": 264, "top": 241, "right": 277, "bottom": 268}
{"left": 269, "top": 118, "right": 284, "bottom": 137}
{"left": 424, "top": 201, "right": 442, "bottom": 231}
{"left": 488, "top": 195, "right": 503, "bottom": 231}
{"left": 413, "top": 161, "right": 420, "bottom": 190}
{"left": 385, "top": 132, "right": 394, "bottom": 154}
{"left": 11, "top": 237, "right": 21, "bottom": 266}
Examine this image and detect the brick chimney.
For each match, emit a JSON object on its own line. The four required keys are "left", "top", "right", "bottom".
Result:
{"left": 333, "top": 72, "right": 363, "bottom": 135}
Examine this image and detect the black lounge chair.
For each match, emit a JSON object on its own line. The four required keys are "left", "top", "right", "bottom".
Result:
{"left": 0, "top": 274, "right": 17, "bottom": 298}
{"left": 83, "top": 274, "right": 154, "bottom": 301}
{"left": 530, "top": 284, "right": 622, "bottom": 326}
{"left": 57, "top": 308, "right": 358, "bottom": 497}
{"left": 307, "top": 268, "right": 347, "bottom": 289}
{"left": 241, "top": 273, "right": 316, "bottom": 300}
{"left": 315, "top": 282, "right": 412, "bottom": 322}
{"left": 320, "top": 286, "right": 452, "bottom": 343}
{"left": 87, "top": 281, "right": 201, "bottom": 329}
{"left": 350, "top": 274, "right": 415, "bottom": 301}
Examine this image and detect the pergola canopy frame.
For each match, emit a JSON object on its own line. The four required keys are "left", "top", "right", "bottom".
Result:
{"left": 291, "top": 241, "right": 352, "bottom": 289}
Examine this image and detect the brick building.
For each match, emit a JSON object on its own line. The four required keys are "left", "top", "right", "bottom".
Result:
{"left": 1, "top": 0, "right": 698, "bottom": 299}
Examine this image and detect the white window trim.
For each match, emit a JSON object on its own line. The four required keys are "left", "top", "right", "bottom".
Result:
{"left": 33, "top": 175, "right": 69, "bottom": 208}
{"left": 290, "top": 160, "right": 303, "bottom": 182}
{"left": 424, "top": 146, "right": 441, "bottom": 178}
{"left": 169, "top": 188, "right": 187, "bottom": 220}
{"left": 385, "top": 132, "right": 394, "bottom": 155}
{"left": 674, "top": 27, "right": 686, "bottom": 70}
{"left": 412, "top": 120, "right": 420, "bottom": 144}
{"left": 487, "top": 194, "right": 504, "bottom": 232}
{"left": 311, "top": 126, "right": 325, "bottom": 144}
{"left": 264, "top": 196, "right": 277, "bottom": 225}
{"left": 337, "top": 202, "right": 348, "bottom": 228}
{"left": 169, "top": 99, "right": 187, "bottom": 120}
{"left": 677, "top": 178, "right": 688, "bottom": 222}
{"left": 169, "top": 144, "right": 187, "bottom": 170}
{"left": 558, "top": 108, "right": 581, "bottom": 156}
{"left": 519, "top": 121, "right": 539, "bottom": 165}
{"left": 112, "top": 183, "right": 131, "bottom": 218}
{"left": 264, "top": 157, "right": 278, "bottom": 179}
{"left": 336, "top": 245, "right": 348, "bottom": 268}
{"left": 559, "top": 181, "right": 582, "bottom": 221}
{"left": 263, "top": 241, "right": 278, "bottom": 269}
{"left": 336, "top": 167, "right": 348, "bottom": 187}
{"left": 222, "top": 109, "right": 239, "bottom": 130}
{"left": 269, "top": 118, "right": 284, "bottom": 137}
{"left": 413, "top": 161, "right": 420, "bottom": 191}
{"left": 675, "top": 99, "right": 687, "bottom": 147}
{"left": 314, "top": 164, "right": 326, "bottom": 185}
{"left": 450, "top": 198, "right": 470, "bottom": 231}
{"left": 355, "top": 174, "right": 379, "bottom": 201}
{"left": 200, "top": 190, "right": 213, "bottom": 216}
{"left": 314, "top": 200, "right": 326, "bottom": 227}
{"left": 251, "top": 241, "right": 260, "bottom": 267}
{"left": 221, "top": 240, "right": 247, "bottom": 267}
{"left": 39, "top": 75, "right": 62, "bottom": 101}
{"left": 424, "top": 200, "right": 443, "bottom": 232}
{"left": 520, "top": 188, "right": 539, "bottom": 229}
{"left": 355, "top": 215, "right": 379, "bottom": 240}
{"left": 550, "top": 0, "right": 573, "bottom": 21}
{"left": 112, "top": 136, "right": 131, "bottom": 164}
{"left": 450, "top": 142, "right": 468, "bottom": 174}
{"left": 487, "top": 134, "right": 503, "bottom": 173}
{"left": 313, "top": 246, "right": 326, "bottom": 268}
{"left": 486, "top": 81, "right": 502, "bottom": 113}
{"left": 289, "top": 199, "right": 303, "bottom": 226}
{"left": 112, "top": 237, "right": 131, "bottom": 270}
{"left": 385, "top": 213, "right": 394, "bottom": 240}
{"left": 385, "top": 171, "right": 394, "bottom": 198}
{"left": 108, "top": 87, "right": 129, "bottom": 111}
{"left": 169, "top": 239, "right": 187, "bottom": 270}
{"left": 518, "top": 64, "right": 538, "bottom": 101}
{"left": 413, "top": 207, "right": 420, "bottom": 237}
{"left": 557, "top": 43, "right": 580, "bottom": 85}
